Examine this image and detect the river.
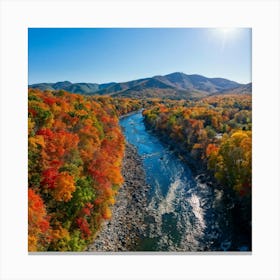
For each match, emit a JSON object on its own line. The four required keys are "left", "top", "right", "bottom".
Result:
{"left": 119, "top": 111, "right": 250, "bottom": 252}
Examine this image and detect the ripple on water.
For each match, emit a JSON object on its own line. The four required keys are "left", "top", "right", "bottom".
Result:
{"left": 120, "top": 112, "right": 237, "bottom": 252}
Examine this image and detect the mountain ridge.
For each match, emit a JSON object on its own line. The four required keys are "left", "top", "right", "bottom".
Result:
{"left": 29, "top": 72, "right": 252, "bottom": 99}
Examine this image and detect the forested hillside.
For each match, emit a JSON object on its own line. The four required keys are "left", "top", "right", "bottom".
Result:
{"left": 28, "top": 89, "right": 141, "bottom": 251}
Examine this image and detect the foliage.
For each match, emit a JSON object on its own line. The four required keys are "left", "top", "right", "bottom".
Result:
{"left": 207, "top": 130, "right": 252, "bottom": 197}
{"left": 29, "top": 89, "right": 252, "bottom": 251}
{"left": 28, "top": 89, "right": 134, "bottom": 251}
{"left": 143, "top": 94, "right": 252, "bottom": 205}
{"left": 28, "top": 189, "right": 50, "bottom": 251}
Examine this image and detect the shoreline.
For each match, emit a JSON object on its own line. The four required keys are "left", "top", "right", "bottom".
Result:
{"left": 118, "top": 108, "right": 143, "bottom": 120}
{"left": 87, "top": 142, "right": 149, "bottom": 252}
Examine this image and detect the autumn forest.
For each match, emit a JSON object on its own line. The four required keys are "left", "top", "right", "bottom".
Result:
{"left": 28, "top": 86, "right": 251, "bottom": 252}
{"left": 28, "top": 88, "right": 143, "bottom": 251}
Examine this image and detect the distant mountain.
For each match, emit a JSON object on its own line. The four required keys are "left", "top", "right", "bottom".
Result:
{"left": 28, "top": 81, "right": 114, "bottom": 95}
{"left": 29, "top": 73, "right": 251, "bottom": 99}
{"left": 214, "top": 82, "right": 252, "bottom": 95}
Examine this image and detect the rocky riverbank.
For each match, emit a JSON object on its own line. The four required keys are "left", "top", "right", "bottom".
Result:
{"left": 86, "top": 142, "right": 150, "bottom": 252}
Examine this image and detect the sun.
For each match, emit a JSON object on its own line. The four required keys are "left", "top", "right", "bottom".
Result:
{"left": 216, "top": 28, "right": 240, "bottom": 40}
{"left": 212, "top": 28, "right": 239, "bottom": 51}
{"left": 220, "top": 28, "right": 236, "bottom": 36}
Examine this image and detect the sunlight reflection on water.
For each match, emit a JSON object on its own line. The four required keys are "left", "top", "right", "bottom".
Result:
{"left": 120, "top": 112, "right": 231, "bottom": 251}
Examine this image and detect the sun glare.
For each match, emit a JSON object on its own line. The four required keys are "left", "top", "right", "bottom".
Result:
{"left": 217, "top": 28, "right": 239, "bottom": 39}
{"left": 212, "top": 28, "right": 239, "bottom": 51}
{"left": 221, "top": 28, "right": 235, "bottom": 34}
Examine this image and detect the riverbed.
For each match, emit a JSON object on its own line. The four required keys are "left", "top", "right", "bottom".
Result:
{"left": 88, "top": 111, "right": 250, "bottom": 252}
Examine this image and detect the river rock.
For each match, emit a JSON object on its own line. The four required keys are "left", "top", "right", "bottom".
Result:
{"left": 86, "top": 142, "right": 150, "bottom": 252}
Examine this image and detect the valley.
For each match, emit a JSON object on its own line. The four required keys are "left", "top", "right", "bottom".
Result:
{"left": 28, "top": 87, "right": 251, "bottom": 252}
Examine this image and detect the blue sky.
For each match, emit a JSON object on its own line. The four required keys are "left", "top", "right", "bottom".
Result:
{"left": 28, "top": 28, "right": 251, "bottom": 84}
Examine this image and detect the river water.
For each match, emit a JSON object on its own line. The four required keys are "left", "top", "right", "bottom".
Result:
{"left": 120, "top": 112, "right": 250, "bottom": 252}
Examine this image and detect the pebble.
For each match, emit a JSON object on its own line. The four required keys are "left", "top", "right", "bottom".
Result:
{"left": 86, "top": 142, "right": 150, "bottom": 252}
